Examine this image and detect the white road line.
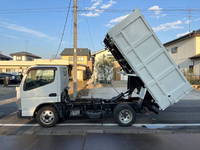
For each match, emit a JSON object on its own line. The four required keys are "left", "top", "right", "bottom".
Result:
{"left": 0, "top": 98, "right": 16, "bottom": 105}
{"left": 0, "top": 124, "right": 40, "bottom": 127}
{"left": 1, "top": 123, "right": 200, "bottom": 128}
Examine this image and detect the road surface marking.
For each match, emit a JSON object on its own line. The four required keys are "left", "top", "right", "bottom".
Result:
{"left": 1, "top": 123, "right": 200, "bottom": 128}
{"left": 0, "top": 124, "right": 40, "bottom": 127}
{"left": 0, "top": 98, "right": 16, "bottom": 105}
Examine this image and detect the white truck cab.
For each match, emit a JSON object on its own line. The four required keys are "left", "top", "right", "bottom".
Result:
{"left": 17, "top": 66, "right": 69, "bottom": 118}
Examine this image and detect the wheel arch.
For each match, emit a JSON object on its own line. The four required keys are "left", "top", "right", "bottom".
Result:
{"left": 33, "top": 103, "right": 63, "bottom": 119}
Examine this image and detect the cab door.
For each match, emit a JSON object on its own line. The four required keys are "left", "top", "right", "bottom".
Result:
{"left": 20, "top": 67, "right": 58, "bottom": 116}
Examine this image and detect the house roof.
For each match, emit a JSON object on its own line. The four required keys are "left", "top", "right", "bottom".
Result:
{"left": 60, "top": 48, "right": 91, "bottom": 56}
{"left": 190, "top": 54, "right": 200, "bottom": 60}
{"left": 91, "top": 49, "right": 108, "bottom": 56}
{"left": 0, "top": 53, "right": 12, "bottom": 60}
{"left": 164, "top": 29, "right": 200, "bottom": 47}
{"left": 10, "top": 51, "right": 41, "bottom": 58}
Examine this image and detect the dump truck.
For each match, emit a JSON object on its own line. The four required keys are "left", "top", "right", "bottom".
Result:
{"left": 16, "top": 10, "right": 192, "bottom": 127}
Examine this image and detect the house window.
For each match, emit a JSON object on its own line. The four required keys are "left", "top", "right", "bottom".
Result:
{"left": 77, "top": 57, "right": 84, "bottom": 62}
{"left": 27, "top": 57, "right": 33, "bottom": 61}
{"left": 16, "top": 56, "right": 22, "bottom": 61}
{"left": 171, "top": 47, "right": 178, "bottom": 54}
{"left": 189, "top": 65, "right": 194, "bottom": 73}
{"left": 6, "top": 69, "right": 11, "bottom": 72}
{"left": 68, "top": 56, "right": 73, "bottom": 61}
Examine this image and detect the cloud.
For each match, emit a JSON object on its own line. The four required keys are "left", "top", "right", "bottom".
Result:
{"left": 153, "top": 16, "right": 198, "bottom": 33}
{"left": 80, "top": 0, "right": 116, "bottom": 17}
{"left": 80, "top": 11, "right": 100, "bottom": 17}
{"left": 100, "top": 0, "right": 116, "bottom": 9}
{"left": 176, "top": 31, "right": 190, "bottom": 37}
{"left": 148, "top": 5, "right": 166, "bottom": 18}
{"left": 153, "top": 20, "right": 184, "bottom": 32}
{"left": 148, "top": 5, "right": 162, "bottom": 15}
{"left": 106, "top": 14, "right": 129, "bottom": 27}
{"left": 86, "top": 0, "right": 102, "bottom": 11}
{"left": 0, "top": 21, "right": 53, "bottom": 39}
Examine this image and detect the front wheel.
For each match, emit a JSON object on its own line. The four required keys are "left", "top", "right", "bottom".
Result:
{"left": 36, "top": 106, "right": 58, "bottom": 128}
{"left": 114, "top": 104, "right": 136, "bottom": 127}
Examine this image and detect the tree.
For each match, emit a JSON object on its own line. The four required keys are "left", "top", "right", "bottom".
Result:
{"left": 95, "top": 55, "right": 114, "bottom": 83}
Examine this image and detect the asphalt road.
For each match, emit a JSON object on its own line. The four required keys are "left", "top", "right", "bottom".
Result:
{"left": 1, "top": 86, "right": 200, "bottom": 149}
{"left": 0, "top": 86, "right": 200, "bottom": 135}
{"left": 0, "top": 86, "right": 16, "bottom": 101}
{"left": 1, "top": 133, "right": 200, "bottom": 150}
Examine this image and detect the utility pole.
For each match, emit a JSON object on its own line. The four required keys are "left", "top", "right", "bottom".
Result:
{"left": 73, "top": 0, "right": 78, "bottom": 98}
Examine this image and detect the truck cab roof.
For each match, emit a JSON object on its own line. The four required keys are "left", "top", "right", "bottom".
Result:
{"left": 27, "top": 65, "right": 68, "bottom": 70}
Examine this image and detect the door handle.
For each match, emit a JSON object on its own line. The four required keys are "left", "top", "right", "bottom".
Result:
{"left": 49, "top": 93, "right": 57, "bottom": 97}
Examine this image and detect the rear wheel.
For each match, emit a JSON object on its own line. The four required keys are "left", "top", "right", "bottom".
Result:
{"left": 36, "top": 106, "right": 58, "bottom": 128}
{"left": 114, "top": 104, "right": 136, "bottom": 127}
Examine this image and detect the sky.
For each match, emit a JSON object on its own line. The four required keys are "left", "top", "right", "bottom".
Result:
{"left": 0, "top": 0, "right": 200, "bottom": 58}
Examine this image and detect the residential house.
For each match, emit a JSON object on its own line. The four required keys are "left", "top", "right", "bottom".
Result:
{"left": 10, "top": 51, "right": 41, "bottom": 61}
{"left": 0, "top": 51, "right": 42, "bottom": 73}
{"left": 60, "top": 48, "right": 92, "bottom": 81}
{"left": 164, "top": 29, "right": 200, "bottom": 76}
{"left": 0, "top": 48, "right": 92, "bottom": 80}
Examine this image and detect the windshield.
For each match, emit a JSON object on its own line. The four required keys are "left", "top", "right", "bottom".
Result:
{"left": 23, "top": 69, "right": 55, "bottom": 91}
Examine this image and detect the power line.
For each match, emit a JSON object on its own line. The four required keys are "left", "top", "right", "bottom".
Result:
{"left": 84, "top": 17, "right": 96, "bottom": 50}
{"left": 0, "top": 8, "right": 200, "bottom": 15}
{"left": 55, "top": 0, "right": 72, "bottom": 58}
{"left": 78, "top": 8, "right": 200, "bottom": 12}
{"left": 0, "top": 7, "right": 67, "bottom": 11}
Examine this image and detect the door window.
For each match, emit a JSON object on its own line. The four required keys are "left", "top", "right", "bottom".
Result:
{"left": 23, "top": 69, "right": 55, "bottom": 91}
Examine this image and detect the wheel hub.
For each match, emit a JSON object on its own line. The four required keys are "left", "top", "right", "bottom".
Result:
{"left": 119, "top": 109, "right": 133, "bottom": 124}
{"left": 40, "top": 110, "right": 55, "bottom": 125}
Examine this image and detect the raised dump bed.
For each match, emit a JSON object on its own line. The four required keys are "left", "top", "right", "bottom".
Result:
{"left": 104, "top": 10, "right": 192, "bottom": 110}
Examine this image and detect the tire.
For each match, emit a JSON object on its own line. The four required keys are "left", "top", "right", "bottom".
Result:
{"left": 114, "top": 103, "right": 136, "bottom": 127}
{"left": 36, "top": 106, "right": 59, "bottom": 128}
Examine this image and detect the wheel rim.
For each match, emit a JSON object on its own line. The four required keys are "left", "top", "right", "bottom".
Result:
{"left": 119, "top": 109, "right": 133, "bottom": 124}
{"left": 40, "top": 110, "right": 55, "bottom": 125}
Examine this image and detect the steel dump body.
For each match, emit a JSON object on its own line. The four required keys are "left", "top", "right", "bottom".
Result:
{"left": 104, "top": 10, "right": 192, "bottom": 110}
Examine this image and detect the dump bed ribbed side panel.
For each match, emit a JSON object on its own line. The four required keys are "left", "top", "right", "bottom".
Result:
{"left": 105, "top": 10, "right": 192, "bottom": 110}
